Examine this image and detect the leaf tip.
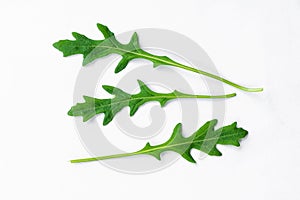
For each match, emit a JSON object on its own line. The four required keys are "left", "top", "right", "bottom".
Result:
{"left": 52, "top": 41, "right": 59, "bottom": 49}
{"left": 129, "top": 110, "right": 135, "bottom": 117}
{"left": 188, "top": 158, "right": 197, "bottom": 164}
{"left": 239, "top": 127, "right": 249, "bottom": 139}
{"left": 82, "top": 58, "right": 90, "bottom": 66}
{"left": 67, "top": 108, "right": 74, "bottom": 116}
{"left": 102, "top": 85, "right": 115, "bottom": 94}
{"left": 83, "top": 95, "right": 94, "bottom": 102}
{"left": 103, "top": 114, "right": 113, "bottom": 126}
{"left": 182, "top": 152, "right": 197, "bottom": 163}
{"left": 137, "top": 79, "right": 145, "bottom": 86}
{"left": 173, "top": 123, "right": 182, "bottom": 132}
{"left": 52, "top": 41, "right": 67, "bottom": 57}
{"left": 96, "top": 23, "right": 107, "bottom": 31}
{"left": 176, "top": 122, "right": 182, "bottom": 127}
{"left": 71, "top": 32, "right": 78, "bottom": 38}
{"left": 82, "top": 117, "right": 89, "bottom": 122}
{"left": 96, "top": 23, "right": 114, "bottom": 39}
{"left": 114, "top": 58, "right": 129, "bottom": 73}
{"left": 211, "top": 119, "right": 218, "bottom": 124}
{"left": 206, "top": 119, "right": 218, "bottom": 128}
{"left": 243, "top": 129, "right": 249, "bottom": 137}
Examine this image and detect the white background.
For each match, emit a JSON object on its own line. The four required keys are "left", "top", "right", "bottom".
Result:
{"left": 1, "top": 0, "right": 300, "bottom": 199}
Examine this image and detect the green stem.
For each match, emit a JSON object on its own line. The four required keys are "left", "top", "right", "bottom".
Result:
{"left": 70, "top": 152, "right": 139, "bottom": 163}
{"left": 172, "top": 63, "right": 263, "bottom": 92}
{"left": 177, "top": 93, "right": 236, "bottom": 99}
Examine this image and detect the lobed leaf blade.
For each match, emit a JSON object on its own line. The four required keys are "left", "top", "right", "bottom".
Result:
{"left": 70, "top": 120, "right": 248, "bottom": 164}
{"left": 68, "top": 80, "right": 236, "bottom": 125}
{"left": 53, "top": 23, "right": 263, "bottom": 92}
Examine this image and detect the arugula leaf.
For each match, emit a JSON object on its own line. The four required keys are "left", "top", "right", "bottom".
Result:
{"left": 68, "top": 80, "right": 236, "bottom": 125}
{"left": 70, "top": 119, "right": 248, "bottom": 163}
{"left": 53, "top": 23, "right": 263, "bottom": 92}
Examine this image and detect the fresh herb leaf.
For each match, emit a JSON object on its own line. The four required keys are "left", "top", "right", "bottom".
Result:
{"left": 53, "top": 23, "right": 263, "bottom": 92}
{"left": 70, "top": 119, "right": 248, "bottom": 163}
{"left": 68, "top": 80, "right": 236, "bottom": 125}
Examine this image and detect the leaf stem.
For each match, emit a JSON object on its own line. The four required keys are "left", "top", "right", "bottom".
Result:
{"left": 70, "top": 152, "right": 139, "bottom": 163}
{"left": 176, "top": 93, "right": 236, "bottom": 99}
{"left": 171, "top": 63, "right": 263, "bottom": 92}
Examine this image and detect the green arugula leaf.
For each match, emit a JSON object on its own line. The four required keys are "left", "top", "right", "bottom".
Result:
{"left": 53, "top": 23, "right": 263, "bottom": 92}
{"left": 70, "top": 119, "right": 248, "bottom": 163}
{"left": 68, "top": 80, "right": 236, "bottom": 125}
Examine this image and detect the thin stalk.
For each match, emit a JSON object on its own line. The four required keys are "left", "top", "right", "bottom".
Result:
{"left": 71, "top": 152, "right": 139, "bottom": 163}
{"left": 172, "top": 63, "right": 263, "bottom": 92}
{"left": 175, "top": 93, "right": 236, "bottom": 99}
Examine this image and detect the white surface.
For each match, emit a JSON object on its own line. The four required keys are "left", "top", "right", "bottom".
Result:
{"left": 1, "top": 0, "right": 300, "bottom": 199}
